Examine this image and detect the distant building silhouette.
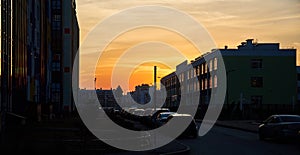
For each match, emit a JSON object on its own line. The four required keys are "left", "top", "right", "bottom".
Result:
{"left": 131, "top": 84, "right": 151, "bottom": 105}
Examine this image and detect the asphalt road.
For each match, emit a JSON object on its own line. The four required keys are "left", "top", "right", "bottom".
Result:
{"left": 179, "top": 125, "right": 300, "bottom": 155}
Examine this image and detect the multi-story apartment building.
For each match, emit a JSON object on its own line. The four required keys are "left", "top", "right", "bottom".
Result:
{"left": 161, "top": 39, "right": 297, "bottom": 119}
{"left": 50, "top": 0, "right": 79, "bottom": 114}
{"left": 1, "top": 0, "right": 79, "bottom": 121}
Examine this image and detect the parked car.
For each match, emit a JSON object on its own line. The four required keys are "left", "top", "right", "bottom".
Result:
{"left": 166, "top": 113, "right": 198, "bottom": 139}
{"left": 139, "top": 108, "right": 170, "bottom": 127}
{"left": 140, "top": 108, "right": 156, "bottom": 125}
{"left": 150, "top": 108, "right": 170, "bottom": 127}
{"left": 132, "top": 109, "right": 145, "bottom": 120}
{"left": 155, "top": 112, "right": 176, "bottom": 126}
{"left": 258, "top": 114, "right": 300, "bottom": 140}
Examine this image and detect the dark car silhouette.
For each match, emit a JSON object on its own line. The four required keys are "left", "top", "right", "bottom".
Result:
{"left": 258, "top": 114, "right": 300, "bottom": 140}
{"left": 166, "top": 113, "right": 198, "bottom": 139}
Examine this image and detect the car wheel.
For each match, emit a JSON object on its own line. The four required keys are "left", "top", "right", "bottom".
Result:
{"left": 259, "top": 131, "right": 265, "bottom": 140}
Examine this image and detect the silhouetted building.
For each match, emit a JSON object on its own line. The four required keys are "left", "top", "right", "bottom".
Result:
{"left": 161, "top": 39, "right": 298, "bottom": 119}
{"left": 160, "top": 72, "right": 180, "bottom": 111}
{"left": 96, "top": 89, "right": 118, "bottom": 108}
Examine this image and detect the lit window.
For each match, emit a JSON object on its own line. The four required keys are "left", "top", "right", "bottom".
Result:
{"left": 214, "top": 75, "right": 217, "bottom": 88}
{"left": 209, "top": 76, "right": 212, "bottom": 89}
{"left": 251, "top": 77, "right": 263, "bottom": 87}
{"left": 209, "top": 60, "right": 213, "bottom": 72}
{"left": 214, "top": 58, "right": 218, "bottom": 70}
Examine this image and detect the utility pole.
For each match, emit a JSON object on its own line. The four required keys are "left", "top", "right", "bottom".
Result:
{"left": 94, "top": 77, "right": 97, "bottom": 90}
{"left": 154, "top": 66, "right": 157, "bottom": 111}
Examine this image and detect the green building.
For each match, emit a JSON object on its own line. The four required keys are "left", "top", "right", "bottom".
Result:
{"left": 161, "top": 39, "right": 298, "bottom": 119}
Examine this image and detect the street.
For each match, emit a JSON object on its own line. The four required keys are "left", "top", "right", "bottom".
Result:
{"left": 179, "top": 125, "right": 300, "bottom": 155}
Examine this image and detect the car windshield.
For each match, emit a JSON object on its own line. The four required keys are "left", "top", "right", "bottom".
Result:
{"left": 280, "top": 116, "right": 300, "bottom": 122}
{"left": 160, "top": 113, "right": 171, "bottom": 118}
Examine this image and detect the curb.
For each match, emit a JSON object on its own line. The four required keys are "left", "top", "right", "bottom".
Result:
{"left": 196, "top": 120, "right": 258, "bottom": 133}
{"left": 159, "top": 141, "right": 190, "bottom": 155}
{"left": 215, "top": 123, "right": 258, "bottom": 133}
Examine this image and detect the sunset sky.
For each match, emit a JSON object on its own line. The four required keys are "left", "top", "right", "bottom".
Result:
{"left": 76, "top": 0, "right": 300, "bottom": 92}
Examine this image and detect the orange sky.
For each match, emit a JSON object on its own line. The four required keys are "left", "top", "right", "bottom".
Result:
{"left": 77, "top": 0, "right": 300, "bottom": 91}
{"left": 94, "top": 27, "right": 201, "bottom": 92}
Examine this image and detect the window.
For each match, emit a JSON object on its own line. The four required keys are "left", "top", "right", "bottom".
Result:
{"left": 52, "top": 0, "right": 61, "bottom": 9}
{"left": 179, "top": 74, "right": 182, "bottom": 82}
{"left": 209, "top": 60, "right": 213, "bottom": 72}
{"left": 52, "top": 21, "right": 61, "bottom": 30}
{"left": 251, "top": 77, "right": 263, "bottom": 87}
{"left": 209, "top": 76, "right": 212, "bottom": 89}
{"left": 214, "top": 75, "right": 218, "bottom": 88}
{"left": 53, "top": 54, "right": 61, "bottom": 61}
{"left": 251, "top": 59, "right": 262, "bottom": 69}
{"left": 214, "top": 58, "right": 218, "bottom": 70}
{"left": 268, "top": 117, "right": 280, "bottom": 123}
{"left": 51, "top": 83, "right": 61, "bottom": 102}
{"left": 52, "top": 62, "right": 60, "bottom": 71}
{"left": 53, "top": 15, "right": 61, "bottom": 21}
{"left": 251, "top": 96, "right": 262, "bottom": 105}
{"left": 197, "top": 66, "right": 200, "bottom": 76}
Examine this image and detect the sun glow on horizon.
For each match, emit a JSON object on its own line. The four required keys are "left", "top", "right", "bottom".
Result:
{"left": 93, "top": 27, "right": 202, "bottom": 92}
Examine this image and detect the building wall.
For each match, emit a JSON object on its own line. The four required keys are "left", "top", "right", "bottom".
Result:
{"left": 49, "top": 0, "right": 79, "bottom": 114}
{"left": 224, "top": 55, "right": 296, "bottom": 106}
{"left": 161, "top": 39, "right": 298, "bottom": 119}
{"left": 12, "top": 0, "right": 27, "bottom": 113}
{"left": 296, "top": 67, "right": 300, "bottom": 103}
{"left": 4, "top": 0, "right": 79, "bottom": 119}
